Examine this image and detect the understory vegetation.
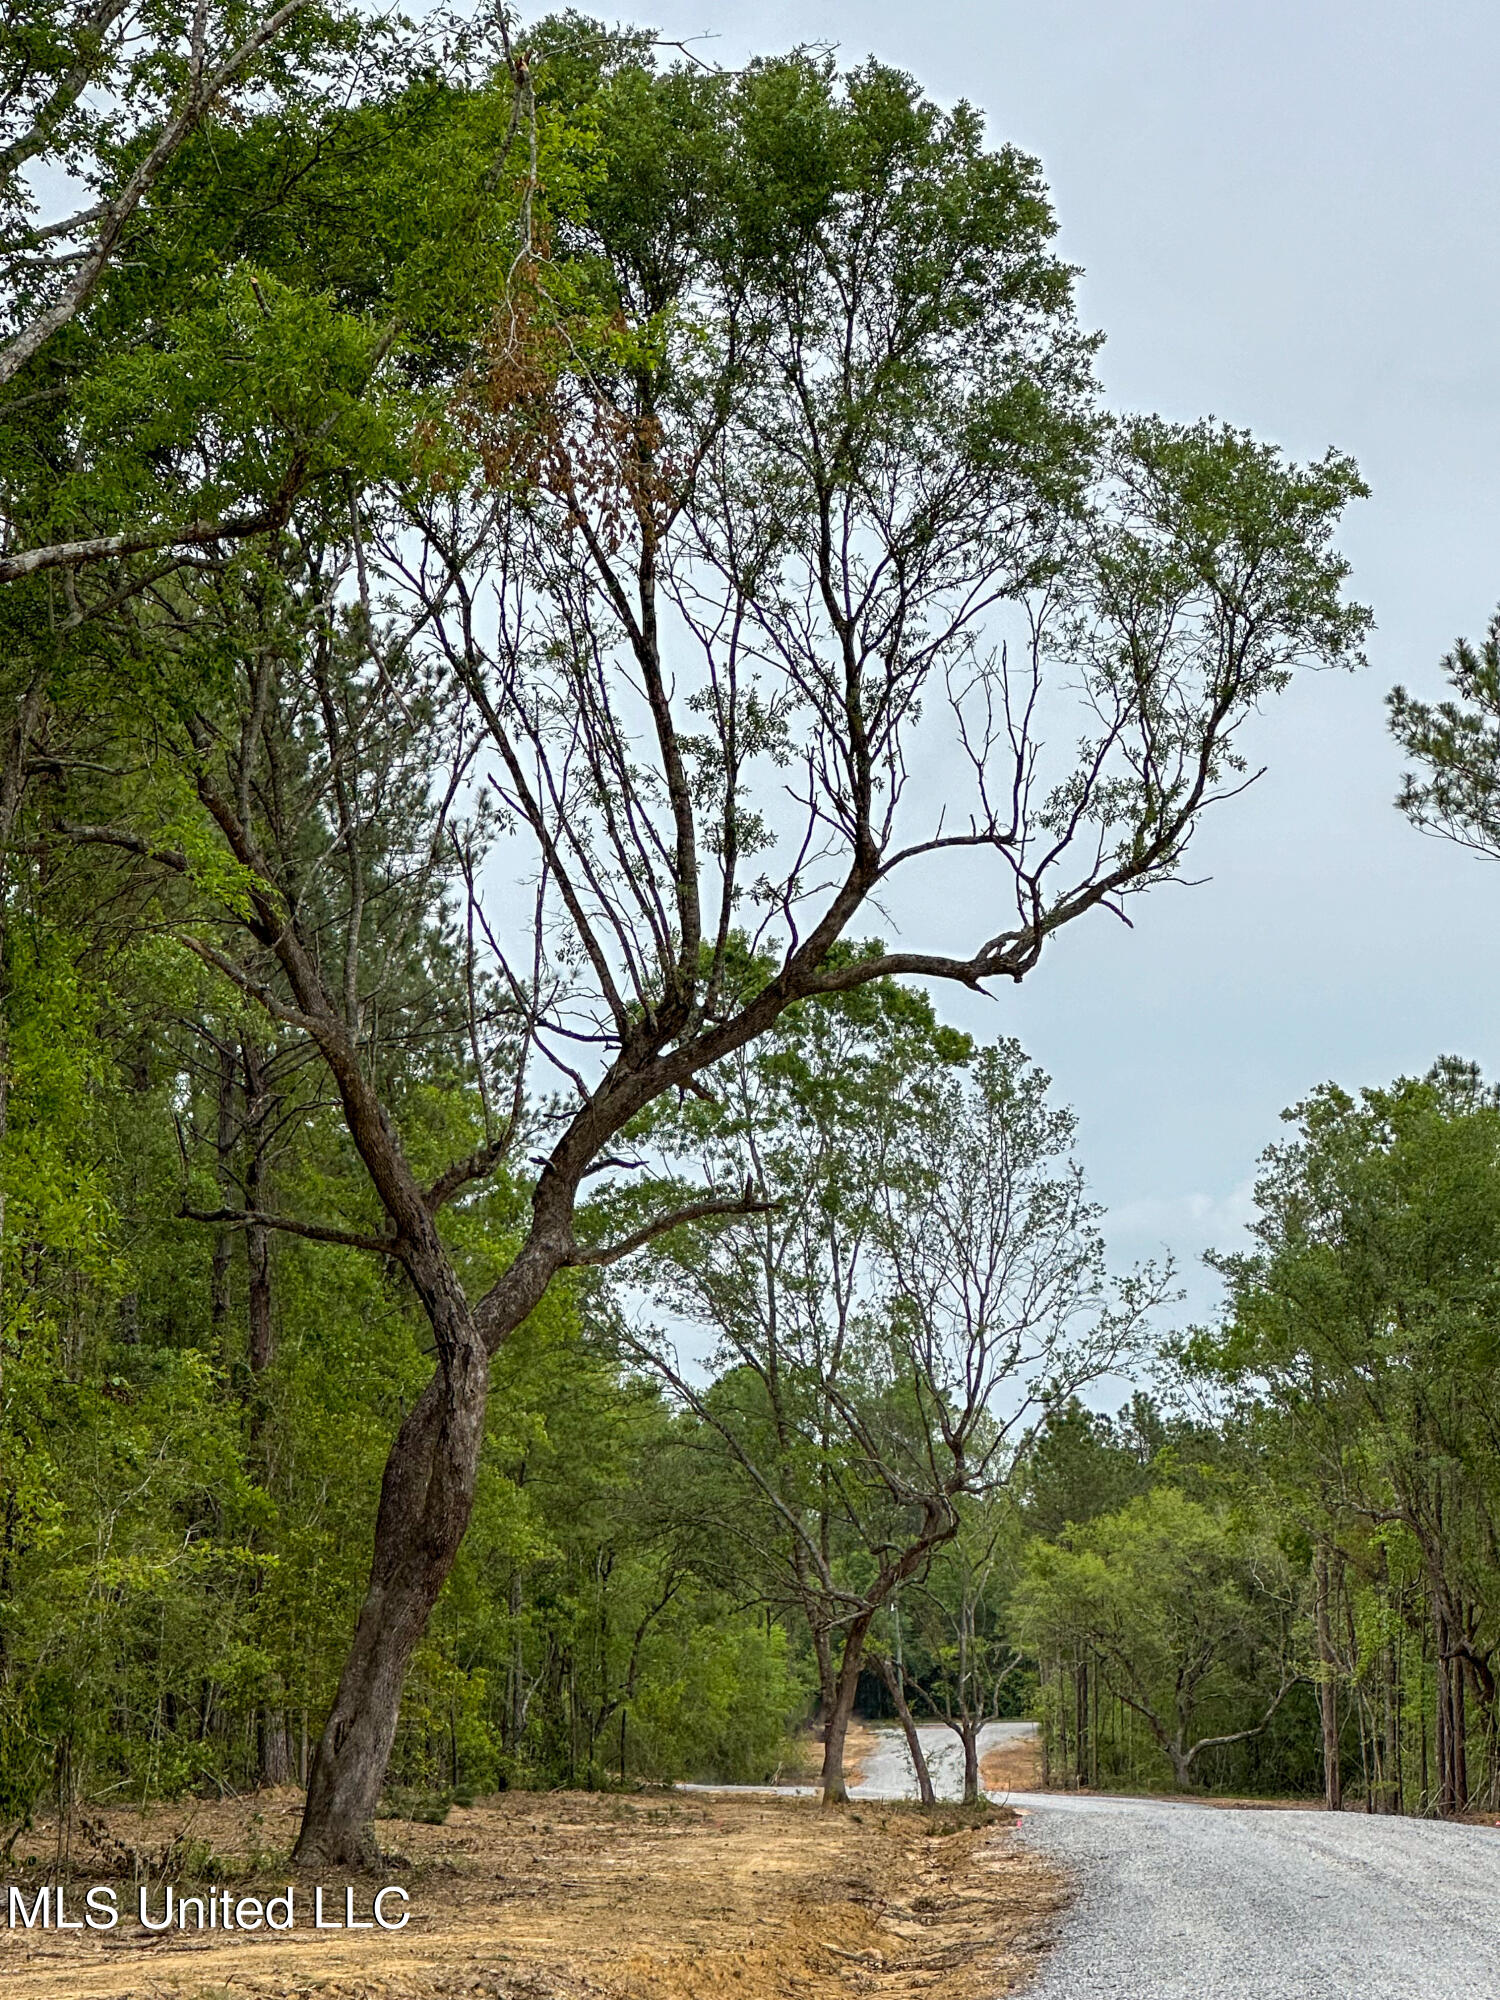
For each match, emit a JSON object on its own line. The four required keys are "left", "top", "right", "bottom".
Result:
{"left": 7, "top": 928, "right": 1500, "bottom": 1825}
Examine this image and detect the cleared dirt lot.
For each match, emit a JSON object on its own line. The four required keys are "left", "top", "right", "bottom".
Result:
{"left": 0, "top": 1785, "right": 1066, "bottom": 2000}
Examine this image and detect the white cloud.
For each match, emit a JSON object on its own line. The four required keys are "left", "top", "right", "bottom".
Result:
{"left": 1106, "top": 1179, "right": 1258, "bottom": 1252}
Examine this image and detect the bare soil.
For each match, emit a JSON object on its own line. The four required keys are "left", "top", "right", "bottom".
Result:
{"left": 979, "top": 1737, "right": 1044, "bottom": 1798}
{"left": 0, "top": 1788, "right": 1067, "bottom": 2000}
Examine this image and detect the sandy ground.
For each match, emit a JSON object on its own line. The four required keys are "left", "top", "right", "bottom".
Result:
{"left": 979, "top": 1733, "right": 1043, "bottom": 1798}
{"left": 0, "top": 1786, "right": 1066, "bottom": 2000}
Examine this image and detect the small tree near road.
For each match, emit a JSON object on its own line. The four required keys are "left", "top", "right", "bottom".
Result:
{"left": 638, "top": 1016, "right": 1160, "bottom": 1803}
{"left": 907, "top": 1503, "right": 1026, "bottom": 1804}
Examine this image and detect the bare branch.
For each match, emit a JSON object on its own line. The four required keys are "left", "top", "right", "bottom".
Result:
{"left": 55, "top": 819, "right": 188, "bottom": 871}
{"left": 424, "top": 1136, "right": 511, "bottom": 1214}
{"left": 568, "top": 1191, "right": 776, "bottom": 1269}
{"left": 182, "top": 1204, "right": 395, "bottom": 1255}
{"left": 0, "top": 505, "right": 293, "bottom": 585}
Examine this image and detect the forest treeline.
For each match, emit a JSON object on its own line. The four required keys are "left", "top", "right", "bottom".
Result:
{"left": 3, "top": 0, "right": 1499, "bottom": 1857}
{"left": 1022, "top": 1061, "right": 1500, "bottom": 1816}
{"left": 9, "top": 914, "right": 1500, "bottom": 1826}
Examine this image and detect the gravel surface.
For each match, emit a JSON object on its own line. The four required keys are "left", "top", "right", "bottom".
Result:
{"left": 857, "top": 1721, "right": 1500, "bottom": 1998}
{"left": 851, "top": 1718, "right": 1034, "bottom": 1801}
{"left": 1014, "top": 1790, "right": 1500, "bottom": 1999}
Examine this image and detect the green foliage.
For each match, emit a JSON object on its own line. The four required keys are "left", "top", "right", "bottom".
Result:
{"left": 1184, "top": 1059, "right": 1500, "bottom": 1813}
{"left": 1019, "top": 1399, "right": 1156, "bottom": 1541}
{"left": 1390, "top": 605, "right": 1500, "bottom": 857}
{"left": 2, "top": 928, "right": 118, "bottom": 1291}
{"left": 1018, "top": 1486, "right": 1296, "bottom": 1791}
{"left": 627, "top": 1618, "right": 800, "bottom": 1784}
{"left": 0, "top": 0, "right": 1378, "bottom": 1836}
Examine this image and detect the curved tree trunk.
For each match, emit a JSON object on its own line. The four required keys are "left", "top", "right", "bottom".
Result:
{"left": 821, "top": 1627, "right": 870, "bottom": 1805}
{"left": 875, "top": 1653, "right": 935, "bottom": 1806}
{"left": 820, "top": 1518, "right": 959, "bottom": 1805}
{"left": 292, "top": 1332, "right": 489, "bottom": 1865}
{"left": 820, "top": 1668, "right": 858, "bottom": 1805}
{"left": 812, "top": 1624, "right": 837, "bottom": 1733}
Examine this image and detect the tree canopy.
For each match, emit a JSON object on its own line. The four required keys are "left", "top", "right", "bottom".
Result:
{"left": 0, "top": 3, "right": 1382, "bottom": 1863}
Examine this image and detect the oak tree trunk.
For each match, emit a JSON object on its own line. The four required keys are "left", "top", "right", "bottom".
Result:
{"left": 821, "top": 1632, "right": 868, "bottom": 1805}
{"left": 812, "top": 1624, "right": 837, "bottom": 1733}
{"left": 286, "top": 1067, "right": 572, "bottom": 1864}
{"left": 817, "top": 1527, "right": 957, "bottom": 1806}
{"left": 292, "top": 1332, "right": 488, "bottom": 1865}
{"left": 958, "top": 1717, "right": 981, "bottom": 1804}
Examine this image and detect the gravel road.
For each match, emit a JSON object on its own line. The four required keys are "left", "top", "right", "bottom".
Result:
{"left": 857, "top": 1721, "right": 1500, "bottom": 1998}
{"left": 850, "top": 1717, "right": 1035, "bottom": 1802}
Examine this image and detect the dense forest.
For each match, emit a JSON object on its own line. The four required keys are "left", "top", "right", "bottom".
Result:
{"left": 3, "top": 0, "right": 1499, "bottom": 1868}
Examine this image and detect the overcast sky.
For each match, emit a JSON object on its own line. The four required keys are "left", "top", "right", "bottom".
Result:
{"left": 618, "top": 0, "right": 1500, "bottom": 1319}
